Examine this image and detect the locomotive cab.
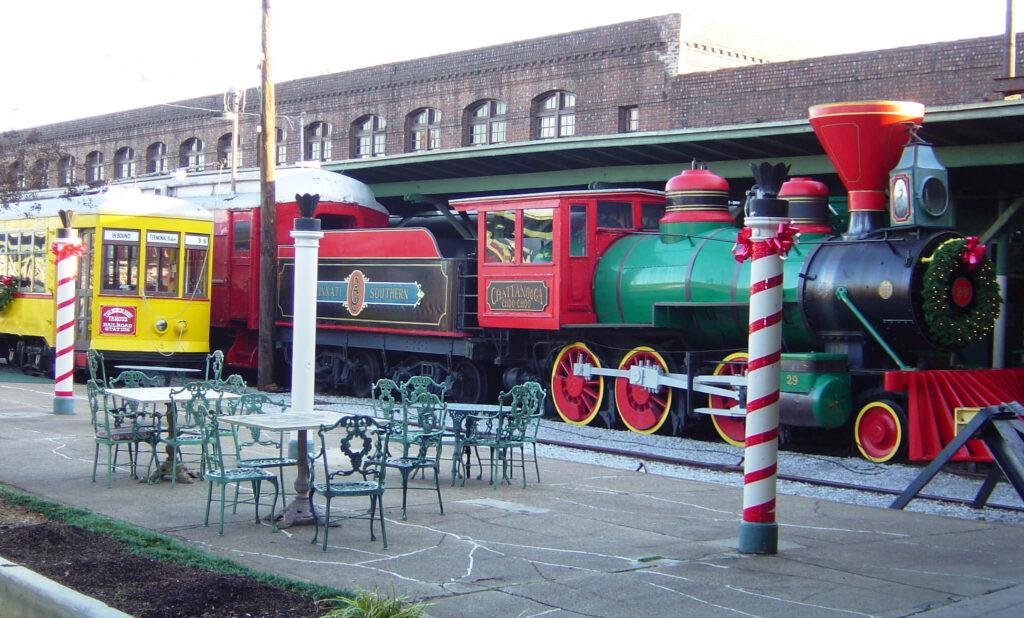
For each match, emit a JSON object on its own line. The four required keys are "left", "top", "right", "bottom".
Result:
{"left": 452, "top": 189, "right": 665, "bottom": 330}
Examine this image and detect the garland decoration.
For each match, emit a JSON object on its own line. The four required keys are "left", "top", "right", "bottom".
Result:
{"left": 921, "top": 237, "right": 1000, "bottom": 349}
{"left": 0, "top": 275, "right": 18, "bottom": 312}
{"left": 51, "top": 241, "right": 86, "bottom": 261}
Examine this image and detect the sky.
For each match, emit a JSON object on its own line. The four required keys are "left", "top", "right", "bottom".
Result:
{"left": 0, "top": 0, "right": 1017, "bottom": 131}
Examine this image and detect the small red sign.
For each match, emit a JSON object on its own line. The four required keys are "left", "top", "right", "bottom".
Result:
{"left": 99, "top": 305, "right": 137, "bottom": 335}
{"left": 951, "top": 277, "right": 974, "bottom": 308}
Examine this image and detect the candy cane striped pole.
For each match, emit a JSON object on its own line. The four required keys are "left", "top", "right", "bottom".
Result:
{"left": 52, "top": 227, "right": 82, "bottom": 415}
{"left": 734, "top": 163, "right": 793, "bottom": 555}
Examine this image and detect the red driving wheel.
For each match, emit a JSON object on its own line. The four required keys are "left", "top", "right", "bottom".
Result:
{"left": 551, "top": 342, "right": 604, "bottom": 426}
{"left": 709, "top": 352, "right": 748, "bottom": 447}
{"left": 615, "top": 346, "right": 672, "bottom": 434}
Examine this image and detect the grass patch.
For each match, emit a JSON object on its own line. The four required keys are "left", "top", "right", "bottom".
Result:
{"left": 0, "top": 483, "right": 349, "bottom": 602}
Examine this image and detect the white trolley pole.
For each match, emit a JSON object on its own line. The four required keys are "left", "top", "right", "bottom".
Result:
{"left": 52, "top": 212, "right": 82, "bottom": 415}
{"left": 733, "top": 164, "right": 793, "bottom": 555}
{"left": 289, "top": 195, "right": 324, "bottom": 417}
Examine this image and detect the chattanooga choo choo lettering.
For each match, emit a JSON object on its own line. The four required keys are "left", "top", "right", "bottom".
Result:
{"left": 486, "top": 280, "right": 549, "bottom": 312}
{"left": 99, "top": 305, "right": 137, "bottom": 335}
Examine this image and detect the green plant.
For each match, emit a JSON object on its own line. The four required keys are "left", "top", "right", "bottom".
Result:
{"left": 321, "top": 589, "right": 429, "bottom": 618}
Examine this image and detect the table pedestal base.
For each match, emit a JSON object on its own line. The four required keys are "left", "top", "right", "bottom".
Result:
{"left": 275, "top": 494, "right": 331, "bottom": 528}
{"left": 147, "top": 459, "right": 200, "bottom": 484}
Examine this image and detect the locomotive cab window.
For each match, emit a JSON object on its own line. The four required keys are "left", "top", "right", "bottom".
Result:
{"left": 184, "top": 233, "right": 209, "bottom": 298}
{"left": 101, "top": 229, "right": 140, "bottom": 293}
{"left": 522, "top": 208, "right": 553, "bottom": 264}
{"left": 233, "top": 220, "right": 251, "bottom": 252}
{"left": 597, "top": 200, "right": 633, "bottom": 229}
{"left": 144, "top": 231, "right": 179, "bottom": 296}
{"left": 641, "top": 202, "right": 665, "bottom": 230}
{"left": 569, "top": 204, "right": 588, "bottom": 257}
{"left": 485, "top": 210, "right": 516, "bottom": 263}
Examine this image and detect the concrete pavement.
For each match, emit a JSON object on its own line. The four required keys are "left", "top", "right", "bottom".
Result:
{"left": 1, "top": 370, "right": 1023, "bottom": 617}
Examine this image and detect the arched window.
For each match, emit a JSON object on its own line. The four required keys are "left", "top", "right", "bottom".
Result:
{"left": 85, "top": 151, "right": 105, "bottom": 183}
{"left": 407, "top": 108, "right": 441, "bottom": 152}
{"left": 31, "top": 159, "right": 49, "bottom": 189}
{"left": 180, "top": 138, "right": 205, "bottom": 171}
{"left": 352, "top": 115, "right": 386, "bottom": 158}
{"left": 467, "top": 99, "right": 507, "bottom": 146}
{"left": 58, "top": 155, "right": 75, "bottom": 186}
{"left": 304, "top": 122, "right": 332, "bottom": 161}
{"left": 533, "top": 90, "right": 576, "bottom": 139}
{"left": 146, "top": 142, "right": 167, "bottom": 174}
{"left": 256, "top": 128, "right": 287, "bottom": 165}
{"left": 114, "top": 146, "right": 135, "bottom": 179}
{"left": 217, "top": 133, "right": 240, "bottom": 169}
{"left": 275, "top": 128, "right": 287, "bottom": 164}
{"left": 6, "top": 161, "right": 25, "bottom": 190}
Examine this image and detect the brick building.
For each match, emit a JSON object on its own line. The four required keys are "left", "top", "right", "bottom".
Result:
{"left": 1, "top": 13, "right": 1021, "bottom": 190}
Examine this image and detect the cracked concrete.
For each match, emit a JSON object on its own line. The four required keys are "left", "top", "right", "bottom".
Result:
{"left": 1, "top": 372, "right": 1023, "bottom": 617}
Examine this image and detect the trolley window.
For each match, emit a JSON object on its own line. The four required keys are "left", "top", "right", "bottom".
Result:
{"left": 522, "top": 208, "right": 553, "bottom": 264}
{"left": 184, "top": 233, "right": 209, "bottom": 298}
{"left": 101, "top": 229, "right": 140, "bottom": 294}
{"left": 4, "top": 230, "right": 49, "bottom": 293}
{"left": 144, "top": 231, "right": 179, "bottom": 296}
{"left": 233, "top": 220, "right": 251, "bottom": 252}
{"left": 597, "top": 200, "right": 632, "bottom": 229}
{"left": 484, "top": 210, "right": 516, "bottom": 263}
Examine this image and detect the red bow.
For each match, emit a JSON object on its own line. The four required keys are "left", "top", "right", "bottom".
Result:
{"left": 960, "top": 236, "right": 986, "bottom": 271}
{"left": 51, "top": 241, "right": 85, "bottom": 261}
{"left": 766, "top": 222, "right": 798, "bottom": 257}
{"left": 732, "top": 223, "right": 798, "bottom": 263}
{"left": 732, "top": 227, "right": 753, "bottom": 263}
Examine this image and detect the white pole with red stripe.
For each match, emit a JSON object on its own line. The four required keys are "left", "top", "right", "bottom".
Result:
{"left": 52, "top": 219, "right": 83, "bottom": 415}
{"left": 733, "top": 163, "right": 794, "bottom": 554}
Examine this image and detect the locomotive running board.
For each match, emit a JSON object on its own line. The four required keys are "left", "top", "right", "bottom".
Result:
{"left": 890, "top": 401, "right": 1024, "bottom": 510}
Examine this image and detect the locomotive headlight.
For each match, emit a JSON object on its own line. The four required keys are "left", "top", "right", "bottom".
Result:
{"left": 154, "top": 319, "right": 168, "bottom": 334}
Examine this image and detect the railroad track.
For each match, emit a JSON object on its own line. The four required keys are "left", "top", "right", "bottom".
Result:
{"left": 536, "top": 435, "right": 1024, "bottom": 515}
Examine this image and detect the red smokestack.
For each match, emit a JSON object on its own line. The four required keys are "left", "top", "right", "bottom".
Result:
{"left": 808, "top": 101, "right": 924, "bottom": 237}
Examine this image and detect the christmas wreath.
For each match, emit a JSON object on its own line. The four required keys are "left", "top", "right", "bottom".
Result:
{"left": 921, "top": 237, "right": 1000, "bottom": 349}
{"left": 0, "top": 275, "right": 18, "bottom": 312}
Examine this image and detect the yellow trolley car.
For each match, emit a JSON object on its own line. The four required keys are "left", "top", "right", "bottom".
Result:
{"left": 0, "top": 186, "right": 213, "bottom": 375}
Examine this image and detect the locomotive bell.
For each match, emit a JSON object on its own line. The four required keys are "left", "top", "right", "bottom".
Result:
{"left": 888, "top": 132, "right": 952, "bottom": 229}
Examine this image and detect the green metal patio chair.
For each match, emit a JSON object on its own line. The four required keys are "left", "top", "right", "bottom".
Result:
{"left": 88, "top": 380, "right": 159, "bottom": 487}
{"left": 308, "top": 415, "right": 391, "bottom": 552}
{"left": 382, "top": 392, "right": 446, "bottom": 520}
{"left": 161, "top": 381, "right": 224, "bottom": 486}
{"left": 188, "top": 391, "right": 279, "bottom": 535}
{"left": 504, "top": 382, "right": 546, "bottom": 484}
{"left": 205, "top": 349, "right": 225, "bottom": 381}
{"left": 224, "top": 393, "right": 297, "bottom": 509}
{"left": 464, "top": 384, "right": 538, "bottom": 488}
{"left": 86, "top": 349, "right": 108, "bottom": 387}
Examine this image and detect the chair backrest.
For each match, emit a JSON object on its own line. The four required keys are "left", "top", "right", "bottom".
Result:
{"left": 88, "top": 379, "right": 147, "bottom": 438}
{"left": 86, "top": 349, "right": 108, "bottom": 387}
{"left": 216, "top": 373, "right": 248, "bottom": 394}
{"left": 109, "top": 370, "right": 161, "bottom": 389}
{"left": 495, "top": 383, "right": 543, "bottom": 442}
{"left": 187, "top": 392, "right": 228, "bottom": 473}
{"left": 406, "top": 391, "right": 447, "bottom": 436}
{"left": 86, "top": 379, "right": 106, "bottom": 432}
{"left": 226, "top": 392, "right": 289, "bottom": 456}
{"left": 371, "top": 378, "right": 404, "bottom": 423}
{"left": 311, "top": 415, "right": 390, "bottom": 488}
{"left": 402, "top": 375, "right": 449, "bottom": 402}
{"left": 205, "top": 350, "right": 225, "bottom": 381}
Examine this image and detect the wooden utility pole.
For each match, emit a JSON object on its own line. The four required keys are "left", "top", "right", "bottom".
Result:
{"left": 258, "top": 0, "right": 278, "bottom": 388}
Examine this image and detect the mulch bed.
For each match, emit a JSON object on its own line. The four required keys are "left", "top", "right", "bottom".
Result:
{"left": 0, "top": 500, "right": 324, "bottom": 617}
